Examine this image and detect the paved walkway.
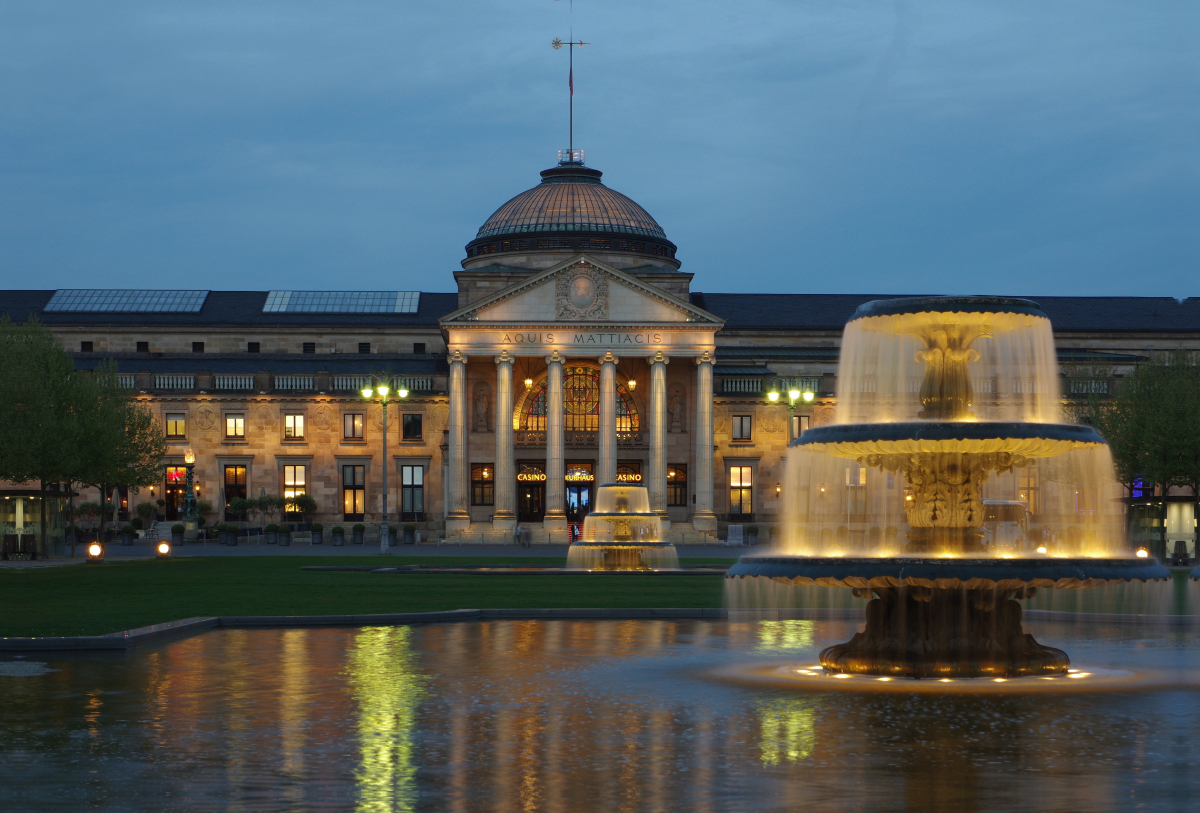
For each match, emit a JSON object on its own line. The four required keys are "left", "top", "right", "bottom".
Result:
{"left": 43, "top": 541, "right": 750, "bottom": 560}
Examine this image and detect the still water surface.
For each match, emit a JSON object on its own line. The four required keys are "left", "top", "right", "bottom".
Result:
{"left": 2, "top": 619, "right": 1199, "bottom": 812}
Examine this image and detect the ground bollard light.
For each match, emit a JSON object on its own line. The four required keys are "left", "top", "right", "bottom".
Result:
{"left": 86, "top": 542, "right": 105, "bottom": 563}
{"left": 156, "top": 541, "right": 172, "bottom": 559}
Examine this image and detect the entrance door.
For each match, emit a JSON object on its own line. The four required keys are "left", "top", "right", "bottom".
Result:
{"left": 164, "top": 466, "right": 186, "bottom": 521}
{"left": 566, "top": 484, "right": 591, "bottom": 539}
{"left": 224, "top": 466, "right": 247, "bottom": 521}
{"left": 519, "top": 483, "right": 544, "bottom": 522}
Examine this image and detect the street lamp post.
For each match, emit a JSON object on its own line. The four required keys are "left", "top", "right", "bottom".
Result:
{"left": 767, "top": 379, "right": 816, "bottom": 443}
{"left": 362, "top": 376, "right": 410, "bottom": 554}
{"left": 181, "top": 448, "right": 198, "bottom": 534}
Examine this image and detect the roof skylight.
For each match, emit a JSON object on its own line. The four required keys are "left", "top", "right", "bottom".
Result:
{"left": 44, "top": 290, "right": 209, "bottom": 313}
{"left": 263, "top": 291, "right": 421, "bottom": 314}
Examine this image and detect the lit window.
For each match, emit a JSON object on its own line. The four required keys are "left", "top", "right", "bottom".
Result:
{"left": 284, "top": 465, "right": 306, "bottom": 515}
{"left": 225, "top": 413, "right": 245, "bottom": 438}
{"left": 472, "top": 464, "right": 494, "bottom": 506}
{"left": 344, "top": 413, "right": 364, "bottom": 439}
{"left": 792, "top": 415, "right": 810, "bottom": 437}
{"left": 284, "top": 414, "right": 305, "bottom": 439}
{"left": 732, "top": 415, "right": 752, "bottom": 440}
{"left": 166, "top": 413, "right": 186, "bottom": 439}
{"left": 729, "top": 466, "right": 753, "bottom": 516}
{"left": 342, "top": 465, "right": 365, "bottom": 519}
{"left": 667, "top": 464, "right": 688, "bottom": 506}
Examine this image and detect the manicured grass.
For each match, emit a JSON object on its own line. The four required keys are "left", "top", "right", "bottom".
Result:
{"left": 0, "top": 557, "right": 727, "bottom": 638}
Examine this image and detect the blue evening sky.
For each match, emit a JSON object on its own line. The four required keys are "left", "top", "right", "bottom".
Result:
{"left": 0, "top": 1, "right": 1195, "bottom": 296}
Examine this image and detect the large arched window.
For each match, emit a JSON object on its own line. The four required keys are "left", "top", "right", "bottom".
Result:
{"left": 517, "top": 365, "right": 639, "bottom": 432}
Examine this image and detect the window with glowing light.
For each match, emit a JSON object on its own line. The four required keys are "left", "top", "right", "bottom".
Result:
{"left": 225, "top": 413, "right": 245, "bottom": 439}
{"left": 342, "top": 465, "right": 365, "bottom": 520}
{"left": 284, "top": 414, "right": 305, "bottom": 439}
{"left": 344, "top": 413, "right": 364, "bottom": 439}
{"left": 1018, "top": 462, "right": 1039, "bottom": 515}
{"left": 667, "top": 464, "right": 688, "bottom": 506}
{"left": 729, "top": 466, "right": 753, "bottom": 516}
{"left": 471, "top": 464, "right": 494, "bottom": 506}
{"left": 166, "top": 413, "right": 186, "bottom": 439}
{"left": 518, "top": 366, "right": 639, "bottom": 432}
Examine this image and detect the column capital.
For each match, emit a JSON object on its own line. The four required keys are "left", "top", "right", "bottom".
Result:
{"left": 651, "top": 351, "right": 669, "bottom": 365}
{"left": 448, "top": 349, "right": 467, "bottom": 365}
{"left": 695, "top": 350, "right": 714, "bottom": 366}
{"left": 598, "top": 351, "right": 618, "bottom": 365}
{"left": 494, "top": 350, "right": 513, "bottom": 365}
{"left": 545, "top": 350, "right": 563, "bottom": 365}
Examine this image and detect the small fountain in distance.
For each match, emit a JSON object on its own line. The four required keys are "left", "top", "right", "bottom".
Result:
{"left": 567, "top": 483, "right": 678, "bottom": 570}
{"left": 727, "top": 296, "right": 1170, "bottom": 679}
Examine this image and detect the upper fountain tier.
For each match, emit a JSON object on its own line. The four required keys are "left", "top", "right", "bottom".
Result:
{"left": 836, "top": 296, "right": 1063, "bottom": 426}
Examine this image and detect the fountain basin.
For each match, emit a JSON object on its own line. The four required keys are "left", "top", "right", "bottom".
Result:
{"left": 727, "top": 556, "right": 1171, "bottom": 589}
{"left": 793, "top": 421, "right": 1106, "bottom": 458}
{"left": 568, "top": 483, "right": 677, "bottom": 570}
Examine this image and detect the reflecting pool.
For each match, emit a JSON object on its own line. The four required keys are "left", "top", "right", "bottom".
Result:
{"left": 3, "top": 619, "right": 1200, "bottom": 812}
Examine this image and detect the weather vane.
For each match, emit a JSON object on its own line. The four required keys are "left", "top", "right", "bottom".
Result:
{"left": 551, "top": 32, "right": 588, "bottom": 162}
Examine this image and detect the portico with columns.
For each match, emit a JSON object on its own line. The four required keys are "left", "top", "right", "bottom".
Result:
{"left": 439, "top": 255, "right": 723, "bottom": 536}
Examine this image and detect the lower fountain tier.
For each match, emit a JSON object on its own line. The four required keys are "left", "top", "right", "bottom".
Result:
{"left": 820, "top": 586, "right": 1068, "bottom": 679}
{"left": 726, "top": 556, "right": 1171, "bottom": 590}
{"left": 791, "top": 421, "right": 1105, "bottom": 459}
{"left": 568, "top": 542, "right": 676, "bottom": 571}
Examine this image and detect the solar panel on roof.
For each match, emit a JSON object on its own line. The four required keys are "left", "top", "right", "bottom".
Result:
{"left": 44, "top": 290, "right": 209, "bottom": 313}
{"left": 263, "top": 291, "right": 421, "bottom": 314}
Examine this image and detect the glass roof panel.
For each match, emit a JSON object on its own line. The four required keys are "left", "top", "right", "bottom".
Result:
{"left": 263, "top": 292, "right": 421, "bottom": 314}
{"left": 44, "top": 290, "right": 209, "bottom": 313}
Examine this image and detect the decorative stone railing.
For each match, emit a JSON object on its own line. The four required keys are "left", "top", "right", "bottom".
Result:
{"left": 214, "top": 374, "right": 255, "bottom": 391}
{"left": 154, "top": 374, "right": 194, "bottom": 390}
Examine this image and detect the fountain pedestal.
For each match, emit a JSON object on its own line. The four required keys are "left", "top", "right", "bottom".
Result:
{"left": 820, "top": 586, "right": 1067, "bottom": 679}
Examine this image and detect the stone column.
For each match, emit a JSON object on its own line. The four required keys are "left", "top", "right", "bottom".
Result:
{"left": 543, "top": 352, "right": 567, "bottom": 531}
{"left": 649, "top": 352, "right": 670, "bottom": 525}
{"left": 492, "top": 352, "right": 516, "bottom": 530}
{"left": 598, "top": 353, "right": 618, "bottom": 485}
{"left": 446, "top": 351, "right": 470, "bottom": 533}
{"left": 692, "top": 353, "right": 717, "bottom": 534}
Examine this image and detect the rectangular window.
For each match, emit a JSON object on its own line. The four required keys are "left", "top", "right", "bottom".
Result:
{"left": 284, "top": 414, "right": 305, "bottom": 439}
{"left": 192, "top": 342, "right": 204, "bottom": 353}
{"left": 165, "top": 413, "right": 186, "bottom": 439}
{"left": 1018, "top": 462, "right": 1039, "bottom": 515}
{"left": 402, "top": 414, "right": 422, "bottom": 440}
{"left": 136, "top": 341, "right": 149, "bottom": 353}
{"left": 342, "top": 465, "right": 366, "bottom": 519}
{"left": 358, "top": 342, "right": 371, "bottom": 354}
{"left": 80, "top": 341, "right": 93, "bottom": 352}
{"left": 732, "top": 415, "right": 752, "bottom": 440}
{"left": 414, "top": 342, "right": 426, "bottom": 354}
{"left": 729, "top": 466, "right": 753, "bottom": 516}
{"left": 302, "top": 342, "right": 316, "bottom": 354}
{"left": 344, "top": 413, "right": 364, "bottom": 439}
{"left": 667, "top": 464, "right": 688, "bottom": 506}
{"left": 792, "top": 415, "right": 810, "bottom": 438}
{"left": 247, "top": 342, "right": 260, "bottom": 353}
{"left": 224, "top": 465, "right": 247, "bottom": 520}
{"left": 401, "top": 465, "right": 424, "bottom": 520}
{"left": 471, "top": 463, "right": 494, "bottom": 506}
{"left": 225, "top": 413, "right": 245, "bottom": 438}
{"left": 284, "top": 465, "right": 306, "bottom": 516}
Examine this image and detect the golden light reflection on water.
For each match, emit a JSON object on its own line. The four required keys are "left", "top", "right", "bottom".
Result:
{"left": 345, "top": 626, "right": 426, "bottom": 813}
{"left": 756, "top": 696, "right": 817, "bottom": 765}
{"left": 755, "top": 620, "right": 815, "bottom": 652}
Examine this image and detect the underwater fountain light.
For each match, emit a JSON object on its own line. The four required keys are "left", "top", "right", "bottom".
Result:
{"left": 1137, "top": 548, "right": 1149, "bottom": 558}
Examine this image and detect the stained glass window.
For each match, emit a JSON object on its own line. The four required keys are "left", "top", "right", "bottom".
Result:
{"left": 518, "top": 366, "right": 639, "bottom": 432}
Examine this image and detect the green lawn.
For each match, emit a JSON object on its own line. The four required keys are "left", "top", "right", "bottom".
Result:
{"left": 0, "top": 557, "right": 729, "bottom": 638}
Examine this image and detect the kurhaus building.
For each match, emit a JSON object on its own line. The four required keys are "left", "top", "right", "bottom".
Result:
{"left": 3, "top": 154, "right": 1200, "bottom": 546}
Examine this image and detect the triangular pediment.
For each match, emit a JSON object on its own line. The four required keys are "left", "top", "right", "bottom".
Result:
{"left": 439, "top": 255, "right": 722, "bottom": 327}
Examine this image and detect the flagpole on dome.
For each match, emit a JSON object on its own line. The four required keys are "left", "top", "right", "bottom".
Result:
{"left": 551, "top": 31, "right": 588, "bottom": 166}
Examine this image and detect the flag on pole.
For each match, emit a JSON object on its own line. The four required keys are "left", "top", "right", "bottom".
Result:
{"left": 569, "top": 66, "right": 573, "bottom": 97}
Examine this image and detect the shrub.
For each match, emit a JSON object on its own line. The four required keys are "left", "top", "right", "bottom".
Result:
{"left": 196, "top": 500, "right": 213, "bottom": 515}
{"left": 332, "top": 526, "right": 345, "bottom": 534}
{"left": 131, "top": 517, "right": 144, "bottom": 530}
{"left": 217, "top": 523, "right": 238, "bottom": 534}
{"left": 403, "top": 524, "right": 416, "bottom": 533}
{"left": 353, "top": 523, "right": 365, "bottom": 533}
{"left": 172, "top": 524, "right": 185, "bottom": 534}
{"left": 292, "top": 494, "right": 318, "bottom": 518}
{"left": 135, "top": 501, "right": 155, "bottom": 521}
{"left": 156, "top": 498, "right": 166, "bottom": 508}
{"left": 277, "top": 525, "right": 292, "bottom": 536}
{"left": 197, "top": 516, "right": 207, "bottom": 528}
{"left": 120, "top": 524, "right": 136, "bottom": 534}
{"left": 310, "top": 522, "right": 323, "bottom": 532}
{"left": 265, "top": 524, "right": 278, "bottom": 533}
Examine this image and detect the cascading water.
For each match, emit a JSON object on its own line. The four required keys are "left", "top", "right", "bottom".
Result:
{"left": 567, "top": 484, "right": 678, "bottom": 570}
{"left": 727, "top": 296, "right": 1170, "bottom": 678}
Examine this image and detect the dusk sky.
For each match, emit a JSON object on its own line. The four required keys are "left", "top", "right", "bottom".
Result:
{"left": 1, "top": 1, "right": 1195, "bottom": 296}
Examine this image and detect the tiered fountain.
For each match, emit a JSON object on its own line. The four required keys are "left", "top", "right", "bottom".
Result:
{"left": 728, "top": 296, "right": 1169, "bottom": 678}
{"left": 567, "top": 484, "right": 678, "bottom": 570}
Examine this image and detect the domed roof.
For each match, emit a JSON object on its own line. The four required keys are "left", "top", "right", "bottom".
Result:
{"left": 475, "top": 164, "right": 667, "bottom": 240}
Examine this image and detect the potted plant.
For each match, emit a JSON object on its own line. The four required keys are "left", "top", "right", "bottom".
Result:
{"left": 131, "top": 516, "right": 144, "bottom": 537}
{"left": 747, "top": 524, "right": 759, "bottom": 545}
{"left": 278, "top": 525, "right": 292, "bottom": 547}
{"left": 403, "top": 524, "right": 416, "bottom": 545}
{"left": 310, "top": 522, "right": 324, "bottom": 545}
{"left": 352, "top": 523, "right": 365, "bottom": 545}
{"left": 120, "top": 523, "right": 136, "bottom": 546}
{"left": 136, "top": 501, "right": 155, "bottom": 527}
{"left": 331, "top": 525, "right": 346, "bottom": 546}
{"left": 171, "top": 524, "right": 185, "bottom": 545}
{"left": 264, "top": 523, "right": 278, "bottom": 545}
{"left": 218, "top": 522, "right": 238, "bottom": 546}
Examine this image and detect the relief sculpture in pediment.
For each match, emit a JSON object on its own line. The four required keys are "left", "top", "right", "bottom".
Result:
{"left": 555, "top": 265, "right": 608, "bottom": 320}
